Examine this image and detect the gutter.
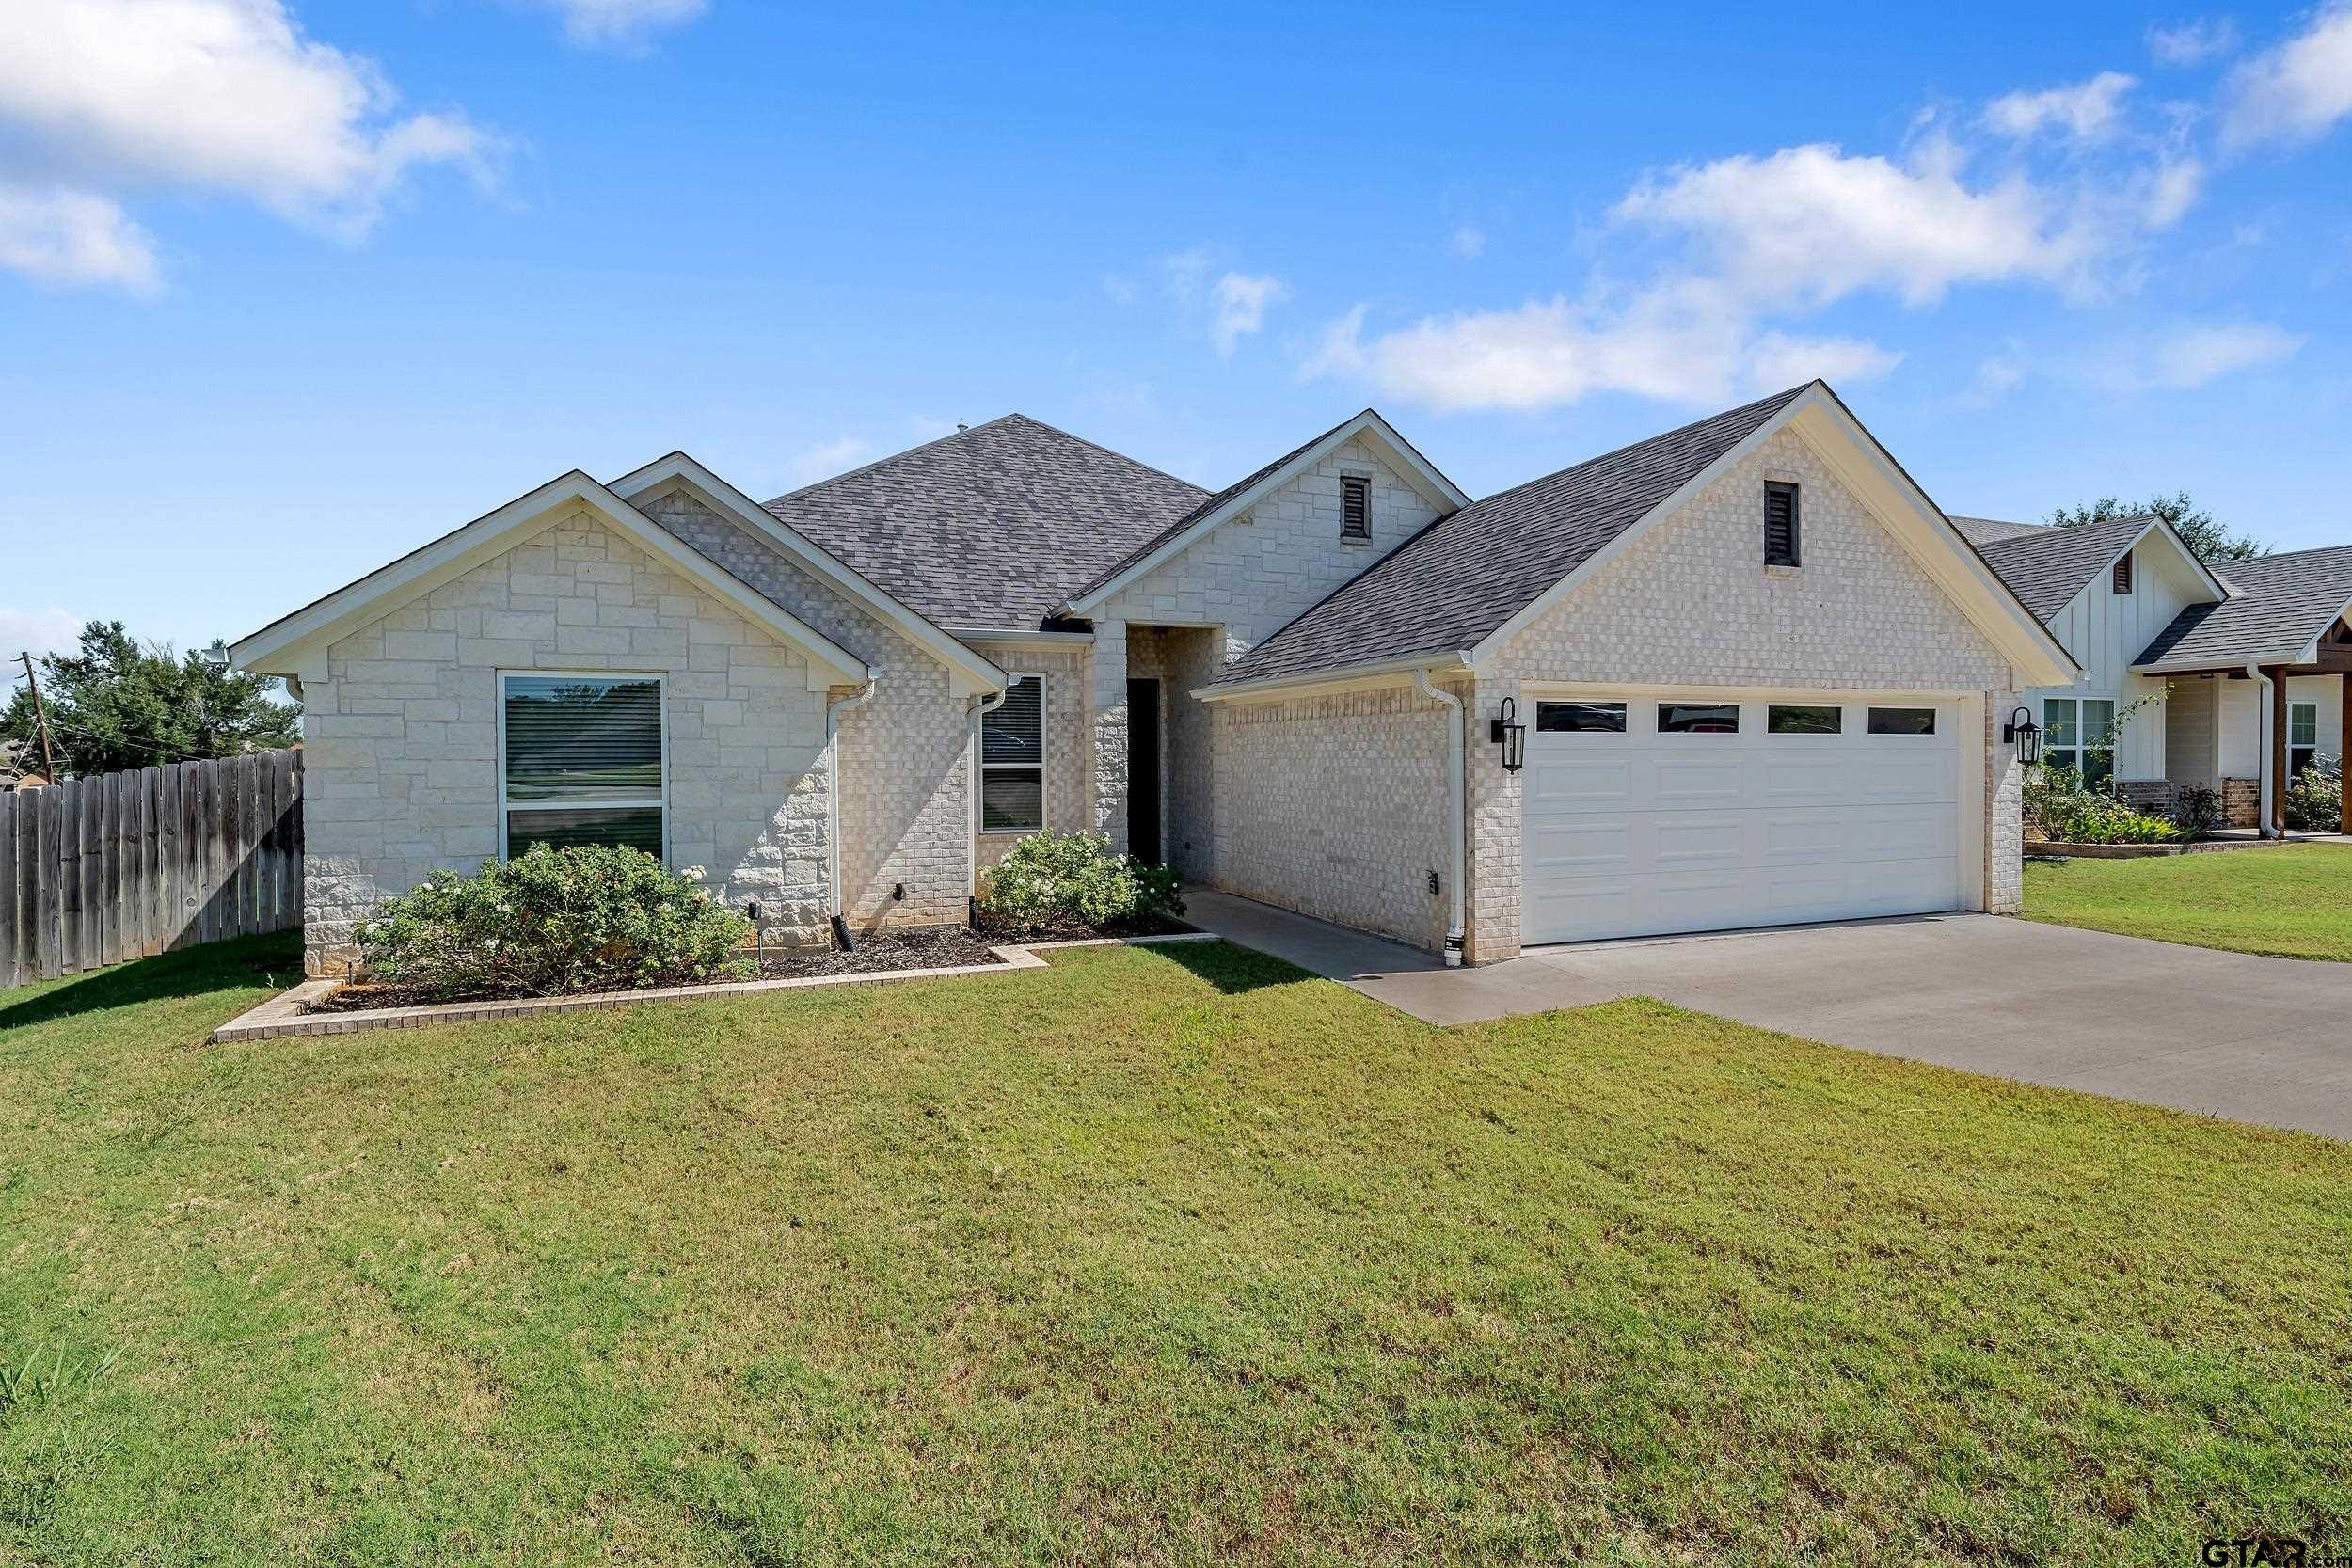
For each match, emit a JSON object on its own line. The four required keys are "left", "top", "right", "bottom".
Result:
{"left": 1412, "top": 667, "right": 1468, "bottom": 965}
{"left": 966, "top": 684, "right": 1010, "bottom": 897}
{"left": 825, "top": 674, "right": 880, "bottom": 945}
{"left": 1193, "top": 649, "right": 1474, "bottom": 705}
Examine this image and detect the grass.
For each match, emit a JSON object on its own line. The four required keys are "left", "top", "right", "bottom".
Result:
{"left": 0, "top": 936, "right": 2347, "bottom": 1564}
{"left": 2024, "top": 843, "right": 2352, "bottom": 960}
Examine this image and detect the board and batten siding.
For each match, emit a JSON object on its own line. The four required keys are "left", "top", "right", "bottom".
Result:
{"left": 2021, "top": 538, "right": 2210, "bottom": 783}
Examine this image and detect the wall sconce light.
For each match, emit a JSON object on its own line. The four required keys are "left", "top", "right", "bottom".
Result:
{"left": 1489, "top": 697, "right": 1527, "bottom": 772}
{"left": 2003, "top": 706, "right": 2042, "bottom": 765}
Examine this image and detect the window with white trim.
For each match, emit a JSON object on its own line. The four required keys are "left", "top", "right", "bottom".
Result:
{"left": 2290, "top": 701, "right": 2320, "bottom": 775}
{"left": 2042, "top": 696, "right": 2114, "bottom": 786}
{"left": 981, "top": 674, "right": 1045, "bottom": 832}
{"left": 501, "top": 673, "right": 666, "bottom": 858}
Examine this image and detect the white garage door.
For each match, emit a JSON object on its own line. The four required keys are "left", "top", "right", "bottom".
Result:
{"left": 1521, "top": 695, "right": 1963, "bottom": 945}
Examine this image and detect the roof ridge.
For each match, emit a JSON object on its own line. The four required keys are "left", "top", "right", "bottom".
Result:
{"left": 763, "top": 416, "right": 1023, "bottom": 507}
{"left": 991, "top": 412, "right": 1211, "bottom": 497}
{"left": 1464, "top": 383, "right": 1811, "bottom": 511}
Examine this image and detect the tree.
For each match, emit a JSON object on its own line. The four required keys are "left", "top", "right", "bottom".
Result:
{"left": 2049, "top": 491, "right": 2265, "bottom": 563}
{"left": 3, "top": 621, "right": 299, "bottom": 777}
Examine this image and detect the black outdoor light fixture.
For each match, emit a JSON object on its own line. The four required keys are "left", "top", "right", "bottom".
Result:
{"left": 2003, "top": 705, "right": 2042, "bottom": 765}
{"left": 1490, "top": 697, "right": 1527, "bottom": 772}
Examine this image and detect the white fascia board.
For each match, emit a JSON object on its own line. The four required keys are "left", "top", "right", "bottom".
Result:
{"left": 230, "top": 471, "right": 878, "bottom": 692}
{"left": 608, "top": 451, "right": 1008, "bottom": 697}
{"left": 1063, "top": 411, "right": 1470, "bottom": 617}
{"left": 1192, "top": 649, "right": 1471, "bottom": 704}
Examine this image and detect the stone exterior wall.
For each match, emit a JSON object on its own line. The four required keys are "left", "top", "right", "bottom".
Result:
{"left": 1462, "top": 426, "right": 2025, "bottom": 962}
{"left": 1089, "top": 436, "right": 1444, "bottom": 854}
{"left": 964, "top": 639, "right": 1089, "bottom": 875}
{"left": 639, "top": 491, "right": 973, "bottom": 932}
{"left": 300, "top": 510, "right": 834, "bottom": 974}
{"left": 1207, "top": 683, "right": 1454, "bottom": 949}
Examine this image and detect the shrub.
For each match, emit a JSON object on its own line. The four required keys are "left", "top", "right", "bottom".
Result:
{"left": 978, "top": 831, "right": 1185, "bottom": 931}
{"left": 2170, "top": 783, "right": 2222, "bottom": 838}
{"left": 2025, "top": 765, "right": 2185, "bottom": 845}
{"left": 356, "top": 844, "right": 754, "bottom": 1000}
{"left": 2285, "top": 762, "right": 2344, "bottom": 832}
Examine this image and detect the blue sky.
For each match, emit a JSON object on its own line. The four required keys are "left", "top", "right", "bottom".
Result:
{"left": 3, "top": 0, "right": 2348, "bottom": 666}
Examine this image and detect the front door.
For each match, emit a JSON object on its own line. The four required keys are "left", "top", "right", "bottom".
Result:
{"left": 1127, "top": 678, "right": 1162, "bottom": 863}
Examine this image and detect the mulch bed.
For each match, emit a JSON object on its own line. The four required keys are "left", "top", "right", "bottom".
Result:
{"left": 975, "top": 911, "right": 1197, "bottom": 942}
{"left": 309, "top": 927, "right": 1008, "bottom": 1014}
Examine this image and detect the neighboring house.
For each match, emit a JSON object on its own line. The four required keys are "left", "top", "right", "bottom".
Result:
{"left": 231, "top": 381, "right": 2076, "bottom": 975}
{"left": 1955, "top": 515, "right": 2352, "bottom": 834}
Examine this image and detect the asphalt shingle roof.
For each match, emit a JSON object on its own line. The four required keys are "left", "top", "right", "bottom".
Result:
{"left": 1948, "top": 515, "right": 2053, "bottom": 546}
{"left": 1211, "top": 386, "right": 1812, "bottom": 688}
{"left": 1970, "top": 513, "right": 2154, "bottom": 624}
{"left": 761, "top": 415, "right": 1207, "bottom": 630}
{"left": 2132, "top": 546, "right": 2352, "bottom": 668}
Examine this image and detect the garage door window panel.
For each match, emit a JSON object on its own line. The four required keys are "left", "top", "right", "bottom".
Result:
{"left": 1867, "top": 706, "right": 1937, "bottom": 736}
{"left": 1768, "top": 705, "right": 1842, "bottom": 736}
{"left": 1658, "top": 703, "right": 1740, "bottom": 735}
{"left": 1536, "top": 701, "right": 1628, "bottom": 734}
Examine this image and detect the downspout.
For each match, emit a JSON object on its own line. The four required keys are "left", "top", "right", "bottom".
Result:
{"left": 1413, "top": 667, "right": 1467, "bottom": 965}
{"left": 967, "top": 685, "right": 1009, "bottom": 906}
{"left": 826, "top": 675, "right": 878, "bottom": 947}
{"left": 2246, "top": 664, "right": 2278, "bottom": 838}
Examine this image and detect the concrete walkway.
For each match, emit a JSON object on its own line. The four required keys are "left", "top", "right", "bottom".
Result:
{"left": 1180, "top": 888, "right": 2352, "bottom": 1140}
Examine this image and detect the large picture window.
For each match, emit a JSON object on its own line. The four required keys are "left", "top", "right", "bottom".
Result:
{"left": 2042, "top": 696, "right": 2114, "bottom": 787}
{"left": 981, "top": 674, "right": 1045, "bottom": 832}
{"left": 501, "top": 673, "right": 666, "bottom": 858}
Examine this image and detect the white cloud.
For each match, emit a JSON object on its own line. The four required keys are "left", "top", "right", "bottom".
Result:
{"left": 1210, "top": 271, "right": 1285, "bottom": 356}
{"left": 539, "top": 0, "right": 707, "bottom": 48}
{"left": 0, "top": 607, "right": 84, "bottom": 664}
{"left": 1449, "top": 224, "right": 1486, "bottom": 260}
{"left": 1304, "top": 284, "right": 1897, "bottom": 414}
{"left": 1985, "top": 71, "right": 2137, "bottom": 142}
{"left": 2222, "top": 3, "right": 2352, "bottom": 148}
{"left": 2144, "top": 157, "right": 2205, "bottom": 226}
{"left": 788, "top": 436, "right": 872, "bottom": 486}
{"left": 2148, "top": 17, "right": 2241, "bottom": 65}
{"left": 0, "top": 0, "right": 495, "bottom": 289}
{"left": 1613, "top": 141, "right": 2102, "bottom": 309}
{"left": 0, "top": 186, "right": 158, "bottom": 292}
{"left": 2145, "top": 321, "right": 2304, "bottom": 388}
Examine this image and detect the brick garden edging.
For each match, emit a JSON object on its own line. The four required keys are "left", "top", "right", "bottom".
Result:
{"left": 209, "top": 931, "right": 1223, "bottom": 1043}
{"left": 2024, "top": 837, "right": 2299, "bottom": 859}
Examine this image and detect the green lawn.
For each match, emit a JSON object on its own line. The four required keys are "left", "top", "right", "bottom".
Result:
{"left": 2, "top": 936, "right": 2347, "bottom": 1565}
{"left": 2025, "top": 843, "right": 2352, "bottom": 960}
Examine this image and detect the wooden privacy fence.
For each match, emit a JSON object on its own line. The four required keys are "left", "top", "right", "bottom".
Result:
{"left": 0, "top": 750, "right": 303, "bottom": 987}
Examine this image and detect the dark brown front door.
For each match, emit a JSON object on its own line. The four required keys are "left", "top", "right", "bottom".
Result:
{"left": 1127, "top": 678, "right": 1161, "bottom": 864}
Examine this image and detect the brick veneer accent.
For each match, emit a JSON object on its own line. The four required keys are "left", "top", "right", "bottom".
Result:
{"left": 2223, "top": 777, "right": 2261, "bottom": 828}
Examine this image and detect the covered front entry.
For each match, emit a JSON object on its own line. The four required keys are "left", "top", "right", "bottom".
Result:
{"left": 1521, "top": 691, "right": 1967, "bottom": 944}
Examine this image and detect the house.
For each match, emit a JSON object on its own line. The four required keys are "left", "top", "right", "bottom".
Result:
{"left": 1955, "top": 514, "right": 2352, "bottom": 835}
{"left": 230, "top": 382, "right": 2080, "bottom": 976}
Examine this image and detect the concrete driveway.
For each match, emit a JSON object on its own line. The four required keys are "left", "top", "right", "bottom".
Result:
{"left": 1182, "top": 890, "right": 2352, "bottom": 1140}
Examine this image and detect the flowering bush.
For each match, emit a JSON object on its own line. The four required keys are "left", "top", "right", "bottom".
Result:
{"left": 2025, "top": 766, "right": 2185, "bottom": 845}
{"left": 978, "top": 831, "right": 1184, "bottom": 931}
{"left": 356, "top": 844, "right": 753, "bottom": 999}
{"left": 2285, "top": 762, "right": 2344, "bottom": 832}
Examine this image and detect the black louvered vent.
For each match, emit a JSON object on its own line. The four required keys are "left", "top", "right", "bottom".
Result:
{"left": 1341, "top": 476, "right": 1370, "bottom": 540}
{"left": 2112, "top": 552, "right": 2134, "bottom": 594}
{"left": 1764, "top": 482, "right": 1801, "bottom": 567}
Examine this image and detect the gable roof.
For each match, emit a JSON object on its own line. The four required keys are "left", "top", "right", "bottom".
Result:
{"left": 1206, "top": 388, "right": 1810, "bottom": 689}
{"left": 2133, "top": 546, "right": 2352, "bottom": 671}
{"left": 761, "top": 415, "right": 1207, "bottom": 631}
{"left": 230, "top": 470, "right": 879, "bottom": 689}
{"left": 1948, "top": 515, "right": 2054, "bottom": 546}
{"left": 1058, "top": 409, "right": 1470, "bottom": 614}
{"left": 610, "top": 451, "right": 1006, "bottom": 696}
{"left": 1971, "top": 513, "right": 2161, "bottom": 622}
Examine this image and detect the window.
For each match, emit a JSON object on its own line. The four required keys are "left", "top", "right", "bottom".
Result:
{"left": 981, "top": 674, "right": 1045, "bottom": 832}
{"left": 501, "top": 673, "right": 665, "bottom": 858}
{"left": 2112, "top": 552, "right": 2134, "bottom": 594}
{"left": 1867, "top": 706, "right": 1937, "bottom": 736}
{"left": 1764, "top": 481, "right": 1801, "bottom": 567}
{"left": 1535, "top": 701, "right": 1626, "bottom": 733}
{"left": 2290, "top": 701, "right": 2320, "bottom": 775}
{"left": 1340, "top": 476, "right": 1371, "bottom": 541}
{"left": 1768, "top": 704, "right": 1841, "bottom": 735}
{"left": 1658, "top": 702, "right": 1740, "bottom": 735}
{"left": 2042, "top": 696, "right": 2114, "bottom": 786}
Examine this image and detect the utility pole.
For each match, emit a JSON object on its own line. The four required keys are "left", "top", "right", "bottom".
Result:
{"left": 17, "top": 652, "right": 57, "bottom": 783}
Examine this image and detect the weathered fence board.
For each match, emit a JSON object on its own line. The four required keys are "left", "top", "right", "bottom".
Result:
{"left": 0, "top": 750, "right": 302, "bottom": 988}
